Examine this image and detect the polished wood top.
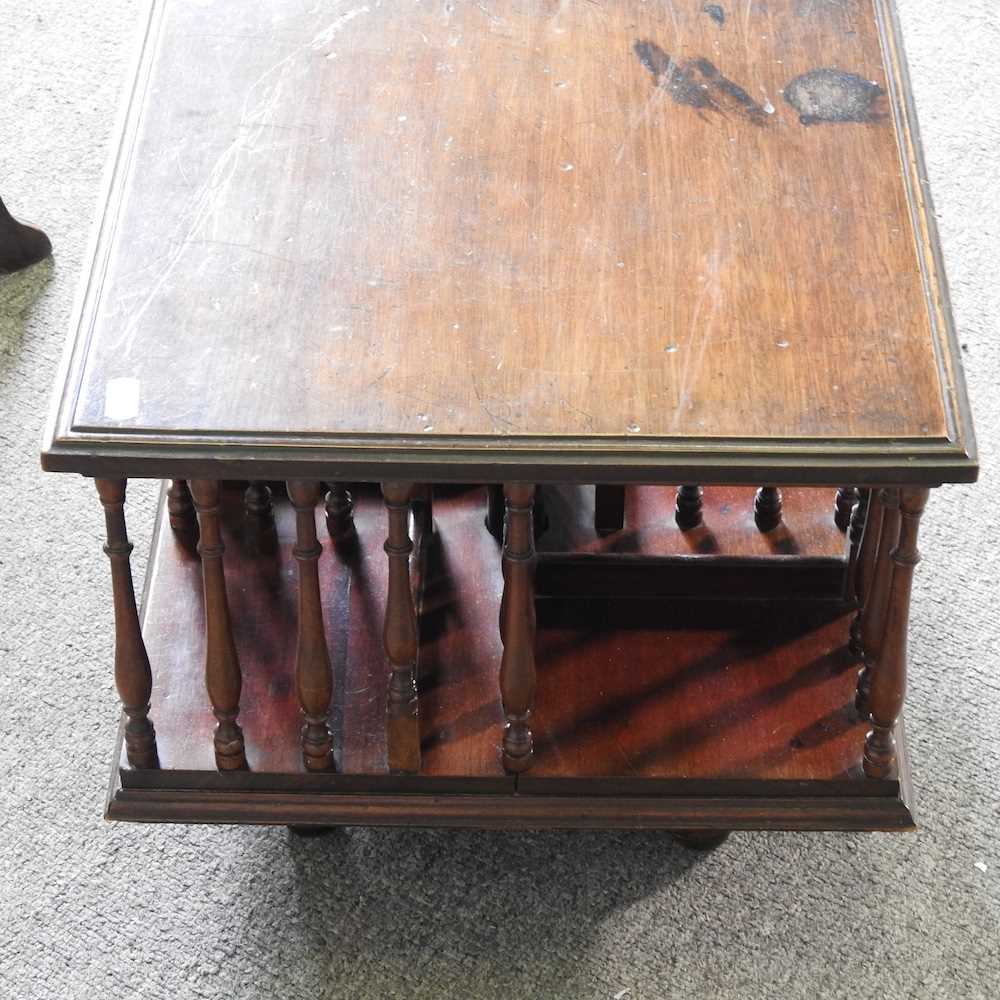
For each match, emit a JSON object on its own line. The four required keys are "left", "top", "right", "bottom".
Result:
{"left": 43, "top": 0, "right": 975, "bottom": 484}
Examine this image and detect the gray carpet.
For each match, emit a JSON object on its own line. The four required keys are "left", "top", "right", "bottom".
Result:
{"left": 1, "top": 2, "right": 997, "bottom": 997}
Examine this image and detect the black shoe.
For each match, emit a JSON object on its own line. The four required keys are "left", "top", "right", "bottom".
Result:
{"left": 0, "top": 196, "right": 52, "bottom": 274}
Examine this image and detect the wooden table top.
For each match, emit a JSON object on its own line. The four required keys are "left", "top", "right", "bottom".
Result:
{"left": 42, "top": 0, "right": 975, "bottom": 485}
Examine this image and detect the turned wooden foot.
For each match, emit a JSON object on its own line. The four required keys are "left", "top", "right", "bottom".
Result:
{"left": 0, "top": 195, "right": 51, "bottom": 274}
{"left": 670, "top": 830, "right": 731, "bottom": 851}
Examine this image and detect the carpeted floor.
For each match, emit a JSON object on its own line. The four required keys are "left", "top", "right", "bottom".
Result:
{"left": 1, "top": 2, "right": 997, "bottom": 998}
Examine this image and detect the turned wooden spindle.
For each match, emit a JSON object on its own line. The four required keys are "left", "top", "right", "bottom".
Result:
{"left": 856, "top": 490, "right": 902, "bottom": 715}
{"left": 675, "top": 485, "right": 704, "bottom": 530}
{"left": 846, "top": 489, "right": 871, "bottom": 593}
{"left": 594, "top": 485, "right": 626, "bottom": 536}
{"left": 166, "top": 479, "right": 195, "bottom": 532}
{"left": 834, "top": 486, "right": 859, "bottom": 532}
{"left": 416, "top": 483, "right": 435, "bottom": 534}
{"left": 243, "top": 481, "right": 273, "bottom": 517}
{"left": 864, "top": 487, "right": 930, "bottom": 779}
{"left": 485, "top": 485, "right": 505, "bottom": 541}
{"left": 857, "top": 490, "right": 884, "bottom": 606}
{"left": 382, "top": 482, "right": 420, "bottom": 773}
{"left": 189, "top": 480, "right": 248, "bottom": 771}
{"left": 754, "top": 486, "right": 783, "bottom": 532}
{"left": 488, "top": 484, "right": 548, "bottom": 541}
{"left": 846, "top": 489, "right": 871, "bottom": 653}
{"left": 499, "top": 483, "right": 537, "bottom": 773}
{"left": 324, "top": 483, "right": 355, "bottom": 541}
{"left": 287, "top": 481, "right": 334, "bottom": 772}
{"left": 849, "top": 489, "right": 881, "bottom": 656}
{"left": 95, "top": 479, "right": 159, "bottom": 769}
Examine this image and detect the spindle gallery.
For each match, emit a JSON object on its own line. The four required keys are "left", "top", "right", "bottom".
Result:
{"left": 42, "top": 0, "right": 976, "bottom": 844}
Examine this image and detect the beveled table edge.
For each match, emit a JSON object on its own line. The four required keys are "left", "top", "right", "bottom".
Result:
{"left": 39, "top": 430, "right": 976, "bottom": 485}
{"left": 42, "top": 0, "right": 978, "bottom": 487}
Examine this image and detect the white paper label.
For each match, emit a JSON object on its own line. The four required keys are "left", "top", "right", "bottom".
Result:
{"left": 104, "top": 377, "right": 140, "bottom": 421}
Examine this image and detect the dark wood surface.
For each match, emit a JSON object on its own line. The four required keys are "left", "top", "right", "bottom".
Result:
{"left": 96, "top": 478, "right": 158, "bottom": 770}
{"left": 42, "top": 0, "right": 975, "bottom": 485}
{"left": 110, "top": 483, "right": 914, "bottom": 830}
{"left": 287, "top": 480, "right": 335, "bottom": 772}
{"left": 537, "top": 483, "right": 848, "bottom": 557}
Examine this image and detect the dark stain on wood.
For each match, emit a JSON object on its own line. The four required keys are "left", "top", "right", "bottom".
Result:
{"left": 692, "top": 57, "right": 770, "bottom": 124}
{"left": 703, "top": 3, "right": 726, "bottom": 26}
{"left": 634, "top": 40, "right": 769, "bottom": 125}
{"left": 783, "top": 68, "right": 885, "bottom": 125}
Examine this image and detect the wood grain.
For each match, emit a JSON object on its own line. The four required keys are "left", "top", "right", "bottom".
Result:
{"left": 96, "top": 478, "right": 158, "bottom": 769}
{"left": 189, "top": 479, "right": 247, "bottom": 770}
{"left": 864, "top": 486, "right": 928, "bottom": 778}
{"left": 382, "top": 482, "right": 421, "bottom": 774}
{"left": 287, "top": 480, "right": 334, "bottom": 772}
{"left": 42, "top": 0, "right": 976, "bottom": 487}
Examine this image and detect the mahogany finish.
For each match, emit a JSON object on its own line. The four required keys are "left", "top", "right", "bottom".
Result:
{"left": 846, "top": 490, "right": 871, "bottom": 601}
{"left": 243, "top": 482, "right": 272, "bottom": 518}
{"left": 844, "top": 489, "right": 874, "bottom": 660}
{"left": 42, "top": 0, "right": 976, "bottom": 487}
{"left": 95, "top": 479, "right": 158, "bottom": 769}
{"left": 485, "top": 485, "right": 505, "bottom": 542}
{"left": 539, "top": 485, "right": 848, "bottom": 561}
{"left": 500, "top": 484, "right": 538, "bottom": 773}
{"left": 835, "top": 487, "right": 859, "bottom": 533}
{"left": 754, "top": 487, "right": 784, "bottom": 533}
{"left": 41, "top": 0, "right": 978, "bottom": 838}
{"left": 675, "top": 485, "right": 705, "bottom": 531}
{"left": 324, "top": 484, "right": 355, "bottom": 542}
{"left": 109, "top": 485, "right": 915, "bottom": 830}
{"left": 287, "top": 481, "right": 334, "bottom": 772}
{"left": 382, "top": 482, "right": 420, "bottom": 774}
{"left": 189, "top": 480, "right": 247, "bottom": 771}
{"left": 850, "top": 488, "right": 880, "bottom": 657}
{"left": 594, "top": 485, "right": 626, "bottom": 537}
{"left": 864, "top": 488, "right": 930, "bottom": 779}
{"left": 857, "top": 490, "right": 902, "bottom": 716}
{"left": 166, "top": 479, "right": 194, "bottom": 532}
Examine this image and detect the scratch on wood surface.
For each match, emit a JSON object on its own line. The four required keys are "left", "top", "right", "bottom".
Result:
{"left": 310, "top": 5, "right": 371, "bottom": 49}
{"left": 472, "top": 376, "right": 516, "bottom": 431}
{"left": 672, "top": 247, "right": 723, "bottom": 430}
{"left": 111, "top": 6, "right": 358, "bottom": 352}
{"left": 615, "top": 80, "right": 668, "bottom": 164}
